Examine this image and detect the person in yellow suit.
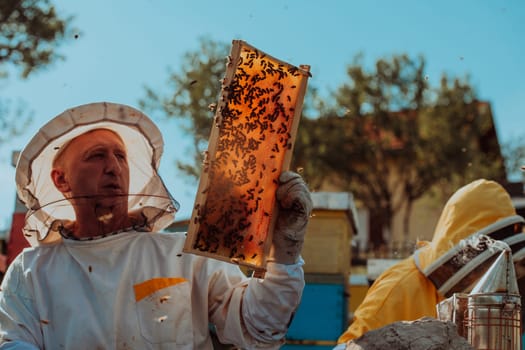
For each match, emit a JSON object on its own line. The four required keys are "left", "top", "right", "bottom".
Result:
{"left": 335, "top": 179, "right": 525, "bottom": 347}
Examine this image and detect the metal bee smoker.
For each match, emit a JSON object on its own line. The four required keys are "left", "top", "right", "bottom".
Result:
{"left": 466, "top": 249, "right": 521, "bottom": 350}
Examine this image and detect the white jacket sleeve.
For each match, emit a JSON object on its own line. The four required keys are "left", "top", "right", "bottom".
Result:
{"left": 210, "top": 258, "right": 304, "bottom": 349}
{"left": 0, "top": 341, "right": 39, "bottom": 350}
{"left": 0, "top": 259, "right": 42, "bottom": 349}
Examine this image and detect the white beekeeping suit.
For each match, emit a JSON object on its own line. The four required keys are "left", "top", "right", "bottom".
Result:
{"left": 0, "top": 102, "right": 310, "bottom": 349}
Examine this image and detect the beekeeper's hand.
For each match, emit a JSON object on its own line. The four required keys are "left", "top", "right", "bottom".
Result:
{"left": 269, "top": 171, "right": 313, "bottom": 265}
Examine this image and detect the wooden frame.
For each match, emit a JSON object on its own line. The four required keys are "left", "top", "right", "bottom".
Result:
{"left": 183, "top": 40, "right": 310, "bottom": 276}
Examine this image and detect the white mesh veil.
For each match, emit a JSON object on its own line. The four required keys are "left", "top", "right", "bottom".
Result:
{"left": 15, "top": 102, "right": 179, "bottom": 246}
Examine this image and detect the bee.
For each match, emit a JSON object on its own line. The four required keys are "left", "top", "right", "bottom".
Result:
{"left": 156, "top": 315, "right": 168, "bottom": 323}
{"left": 160, "top": 295, "right": 171, "bottom": 304}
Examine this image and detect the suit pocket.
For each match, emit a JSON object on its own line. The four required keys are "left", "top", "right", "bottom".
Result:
{"left": 134, "top": 278, "right": 193, "bottom": 345}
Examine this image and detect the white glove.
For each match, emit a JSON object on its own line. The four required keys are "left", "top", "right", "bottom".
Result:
{"left": 269, "top": 171, "right": 313, "bottom": 265}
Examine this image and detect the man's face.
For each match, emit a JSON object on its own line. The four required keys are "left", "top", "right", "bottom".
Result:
{"left": 52, "top": 129, "right": 130, "bottom": 210}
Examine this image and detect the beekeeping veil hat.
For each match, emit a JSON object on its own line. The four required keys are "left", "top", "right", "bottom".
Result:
{"left": 15, "top": 102, "right": 180, "bottom": 246}
{"left": 414, "top": 179, "right": 525, "bottom": 297}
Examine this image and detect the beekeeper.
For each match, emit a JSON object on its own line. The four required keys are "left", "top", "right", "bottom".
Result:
{"left": 335, "top": 179, "right": 525, "bottom": 348}
{"left": 0, "top": 102, "right": 312, "bottom": 349}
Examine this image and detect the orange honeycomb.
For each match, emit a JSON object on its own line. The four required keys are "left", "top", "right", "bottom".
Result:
{"left": 184, "top": 40, "right": 310, "bottom": 275}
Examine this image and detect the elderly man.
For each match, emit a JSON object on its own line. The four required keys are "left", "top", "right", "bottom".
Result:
{"left": 0, "top": 102, "right": 312, "bottom": 349}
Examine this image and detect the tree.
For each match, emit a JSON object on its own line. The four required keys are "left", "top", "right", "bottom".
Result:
{"left": 140, "top": 37, "right": 229, "bottom": 179}
{"left": 1, "top": 0, "right": 72, "bottom": 78}
{"left": 286, "top": 85, "right": 326, "bottom": 186}
{"left": 140, "top": 40, "right": 506, "bottom": 252}
{"left": 292, "top": 54, "right": 505, "bottom": 250}
{"left": 0, "top": 99, "right": 31, "bottom": 144}
{"left": 0, "top": 0, "right": 74, "bottom": 143}
{"left": 502, "top": 134, "right": 525, "bottom": 182}
{"left": 140, "top": 38, "right": 321, "bottom": 182}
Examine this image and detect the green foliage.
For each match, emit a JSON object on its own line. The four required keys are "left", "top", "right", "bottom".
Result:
{"left": 0, "top": 99, "right": 32, "bottom": 143}
{"left": 502, "top": 135, "right": 525, "bottom": 182}
{"left": 292, "top": 54, "right": 506, "bottom": 249}
{"left": 0, "top": 0, "right": 74, "bottom": 146}
{"left": 287, "top": 85, "right": 325, "bottom": 186}
{"left": 140, "top": 37, "right": 229, "bottom": 178}
{"left": 0, "top": 0, "right": 73, "bottom": 79}
{"left": 141, "top": 39, "right": 509, "bottom": 251}
{"left": 140, "top": 38, "right": 322, "bottom": 181}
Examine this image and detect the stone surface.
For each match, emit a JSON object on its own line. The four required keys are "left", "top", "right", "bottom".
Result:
{"left": 346, "top": 317, "right": 474, "bottom": 350}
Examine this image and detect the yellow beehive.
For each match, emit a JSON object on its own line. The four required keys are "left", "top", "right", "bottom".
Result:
{"left": 302, "top": 192, "right": 358, "bottom": 275}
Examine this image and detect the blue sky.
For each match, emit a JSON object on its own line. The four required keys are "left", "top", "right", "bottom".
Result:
{"left": 1, "top": 0, "right": 524, "bottom": 229}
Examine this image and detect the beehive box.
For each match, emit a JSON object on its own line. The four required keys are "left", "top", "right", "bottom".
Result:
{"left": 302, "top": 192, "right": 359, "bottom": 275}
{"left": 183, "top": 40, "right": 310, "bottom": 275}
